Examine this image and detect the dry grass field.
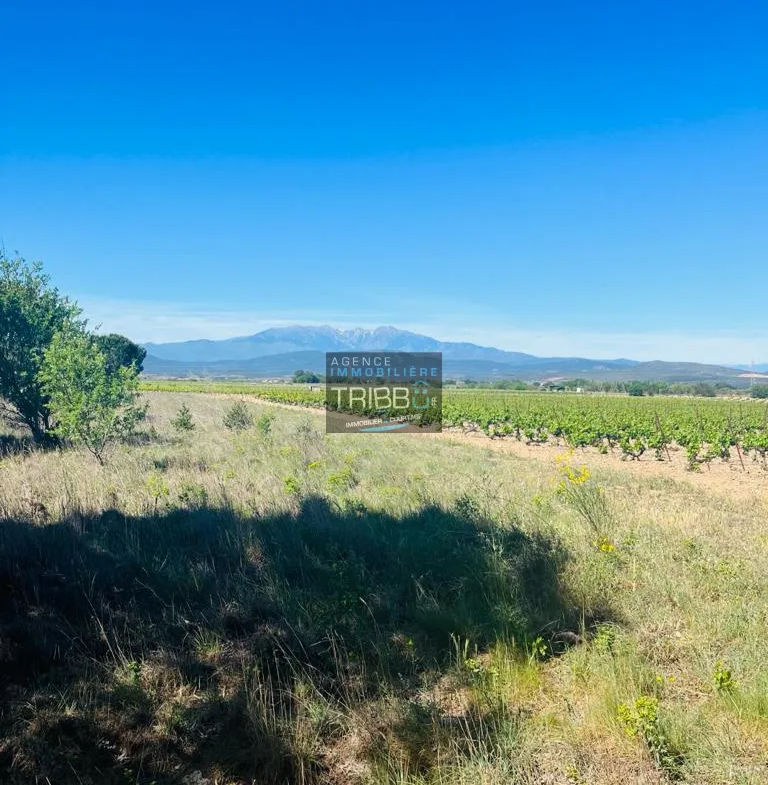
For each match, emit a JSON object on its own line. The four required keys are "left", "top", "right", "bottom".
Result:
{"left": 1, "top": 392, "right": 768, "bottom": 784}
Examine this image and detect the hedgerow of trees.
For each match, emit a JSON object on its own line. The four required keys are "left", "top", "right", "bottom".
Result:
{"left": 292, "top": 369, "right": 321, "bottom": 383}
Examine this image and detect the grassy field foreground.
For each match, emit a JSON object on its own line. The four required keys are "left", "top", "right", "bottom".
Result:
{"left": 1, "top": 392, "right": 767, "bottom": 784}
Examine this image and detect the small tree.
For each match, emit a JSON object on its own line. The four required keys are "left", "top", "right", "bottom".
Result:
{"left": 171, "top": 403, "right": 196, "bottom": 432}
{"left": 39, "top": 327, "right": 147, "bottom": 464}
{"left": 223, "top": 400, "right": 253, "bottom": 432}
{"left": 751, "top": 384, "right": 768, "bottom": 400}
{"left": 94, "top": 333, "right": 147, "bottom": 375}
{"left": 0, "top": 253, "right": 83, "bottom": 442}
{"left": 256, "top": 411, "right": 274, "bottom": 436}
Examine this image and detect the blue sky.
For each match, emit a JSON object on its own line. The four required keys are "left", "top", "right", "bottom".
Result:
{"left": 2, "top": 1, "right": 767, "bottom": 362}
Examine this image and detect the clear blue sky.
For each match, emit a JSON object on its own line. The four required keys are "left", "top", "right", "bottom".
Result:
{"left": 2, "top": 1, "right": 767, "bottom": 362}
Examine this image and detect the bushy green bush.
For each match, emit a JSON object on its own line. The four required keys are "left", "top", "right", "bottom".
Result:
{"left": 257, "top": 411, "right": 274, "bottom": 435}
{"left": 223, "top": 400, "right": 253, "bottom": 432}
{"left": 171, "top": 403, "right": 196, "bottom": 432}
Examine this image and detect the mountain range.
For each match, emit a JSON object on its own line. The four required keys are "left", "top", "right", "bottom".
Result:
{"left": 142, "top": 326, "right": 763, "bottom": 385}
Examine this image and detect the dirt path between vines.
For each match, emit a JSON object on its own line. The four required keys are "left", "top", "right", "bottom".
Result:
{"left": 205, "top": 392, "right": 768, "bottom": 502}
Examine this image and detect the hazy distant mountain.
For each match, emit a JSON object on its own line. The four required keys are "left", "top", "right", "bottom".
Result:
{"left": 734, "top": 363, "right": 768, "bottom": 373}
{"left": 141, "top": 325, "right": 750, "bottom": 385}
{"left": 145, "top": 325, "right": 636, "bottom": 367}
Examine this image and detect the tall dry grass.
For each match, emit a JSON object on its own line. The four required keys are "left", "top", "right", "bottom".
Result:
{"left": 0, "top": 392, "right": 766, "bottom": 784}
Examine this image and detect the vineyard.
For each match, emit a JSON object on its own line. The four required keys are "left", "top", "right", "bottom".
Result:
{"left": 443, "top": 391, "right": 768, "bottom": 469}
{"left": 140, "top": 380, "right": 768, "bottom": 469}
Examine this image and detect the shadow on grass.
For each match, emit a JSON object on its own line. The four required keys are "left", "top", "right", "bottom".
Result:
{"left": 0, "top": 432, "right": 44, "bottom": 458}
{"left": 0, "top": 497, "right": 612, "bottom": 784}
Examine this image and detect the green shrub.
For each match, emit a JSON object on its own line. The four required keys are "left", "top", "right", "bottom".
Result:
{"left": 145, "top": 472, "right": 170, "bottom": 511}
{"left": 283, "top": 475, "right": 301, "bottom": 495}
{"left": 171, "top": 403, "right": 196, "bottom": 432}
{"left": 617, "top": 696, "right": 683, "bottom": 775}
{"left": 327, "top": 466, "right": 355, "bottom": 490}
{"left": 712, "top": 660, "right": 736, "bottom": 692}
{"left": 257, "top": 412, "right": 274, "bottom": 436}
{"left": 223, "top": 400, "right": 253, "bottom": 432}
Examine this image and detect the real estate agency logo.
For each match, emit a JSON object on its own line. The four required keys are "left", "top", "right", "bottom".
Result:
{"left": 324, "top": 352, "right": 442, "bottom": 433}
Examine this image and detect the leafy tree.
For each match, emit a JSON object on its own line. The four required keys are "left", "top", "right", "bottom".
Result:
{"left": 292, "top": 369, "right": 321, "bottom": 384}
{"left": 223, "top": 400, "right": 253, "bottom": 432}
{"left": 752, "top": 384, "right": 768, "bottom": 399}
{"left": 171, "top": 403, "right": 196, "bottom": 432}
{"left": 0, "top": 253, "right": 83, "bottom": 442}
{"left": 94, "top": 333, "right": 146, "bottom": 375}
{"left": 39, "top": 327, "right": 147, "bottom": 464}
